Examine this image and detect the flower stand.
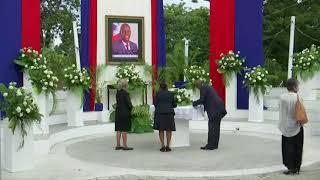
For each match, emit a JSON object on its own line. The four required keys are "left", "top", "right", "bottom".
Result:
{"left": 248, "top": 92, "right": 264, "bottom": 122}
{"left": 225, "top": 73, "right": 237, "bottom": 117}
{"left": 33, "top": 93, "right": 49, "bottom": 134}
{"left": 3, "top": 119, "right": 34, "bottom": 172}
{"left": 66, "top": 90, "right": 83, "bottom": 127}
{"left": 98, "top": 110, "right": 110, "bottom": 123}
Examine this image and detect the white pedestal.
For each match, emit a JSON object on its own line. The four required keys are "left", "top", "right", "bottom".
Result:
{"left": 225, "top": 73, "right": 237, "bottom": 117}
{"left": 171, "top": 120, "right": 190, "bottom": 147}
{"left": 97, "top": 110, "right": 110, "bottom": 123}
{"left": 23, "top": 72, "right": 32, "bottom": 90}
{"left": 248, "top": 92, "right": 264, "bottom": 122}
{"left": 66, "top": 90, "right": 83, "bottom": 127}
{"left": 33, "top": 93, "right": 49, "bottom": 134}
{"left": 3, "top": 119, "right": 34, "bottom": 172}
{"left": 298, "top": 75, "right": 318, "bottom": 101}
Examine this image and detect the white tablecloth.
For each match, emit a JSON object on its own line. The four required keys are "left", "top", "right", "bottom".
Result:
{"left": 150, "top": 105, "right": 208, "bottom": 121}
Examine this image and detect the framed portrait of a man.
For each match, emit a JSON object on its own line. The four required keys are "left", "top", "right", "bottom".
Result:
{"left": 105, "top": 16, "right": 144, "bottom": 64}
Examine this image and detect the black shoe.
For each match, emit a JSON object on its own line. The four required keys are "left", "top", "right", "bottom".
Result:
{"left": 122, "top": 147, "right": 134, "bottom": 151}
{"left": 283, "top": 170, "right": 295, "bottom": 175}
{"left": 200, "top": 146, "right": 217, "bottom": 150}
{"left": 115, "top": 146, "right": 122, "bottom": 150}
{"left": 160, "top": 147, "right": 166, "bottom": 152}
{"left": 165, "top": 146, "right": 172, "bottom": 152}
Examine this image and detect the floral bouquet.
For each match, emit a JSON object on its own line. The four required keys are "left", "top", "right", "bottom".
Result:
{"left": 243, "top": 65, "right": 271, "bottom": 102}
{"left": 63, "top": 64, "right": 90, "bottom": 93}
{"left": 0, "top": 82, "right": 42, "bottom": 149}
{"left": 184, "top": 65, "right": 211, "bottom": 90}
{"left": 115, "top": 64, "right": 146, "bottom": 91}
{"left": 217, "top": 50, "right": 245, "bottom": 86}
{"left": 169, "top": 88, "right": 192, "bottom": 106}
{"left": 14, "top": 47, "right": 43, "bottom": 69}
{"left": 293, "top": 44, "right": 320, "bottom": 81}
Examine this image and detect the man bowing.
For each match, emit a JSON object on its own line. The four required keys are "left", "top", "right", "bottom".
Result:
{"left": 193, "top": 80, "right": 227, "bottom": 150}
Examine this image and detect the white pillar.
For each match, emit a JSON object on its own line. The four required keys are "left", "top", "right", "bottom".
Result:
{"left": 3, "top": 119, "right": 34, "bottom": 172}
{"left": 248, "top": 91, "right": 264, "bottom": 122}
{"left": 171, "top": 120, "right": 190, "bottom": 147}
{"left": 73, "top": 21, "right": 81, "bottom": 71}
{"left": 225, "top": 73, "right": 237, "bottom": 118}
{"left": 287, "top": 16, "right": 296, "bottom": 79}
{"left": 66, "top": 90, "right": 84, "bottom": 127}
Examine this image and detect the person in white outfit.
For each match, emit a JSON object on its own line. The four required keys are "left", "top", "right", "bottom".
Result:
{"left": 279, "top": 78, "right": 303, "bottom": 175}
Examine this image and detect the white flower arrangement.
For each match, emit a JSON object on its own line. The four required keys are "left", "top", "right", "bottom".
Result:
{"left": 169, "top": 88, "right": 192, "bottom": 106}
{"left": 184, "top": 65, "right": 211, "bottom": 89}
{"left": 293, "top": 44, "right": 320, "bottom": 81}
{"left": 0, "top": 82, "right": 42, "bottom": 149}
{"left": 63, "top": 65, "right": 90, "bottom": 92}
{"left": 115, "top": 64, "right": 146, "bottom": 91}
{"left": 243, "top": 65, "right": 271, "bottom": 102}
{"left": 217, "top": 50, "right": 245, "bottom": 86}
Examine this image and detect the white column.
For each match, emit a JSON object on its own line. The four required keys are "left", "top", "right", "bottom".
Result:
{"left": 66, "top": 90, "right": 84, "bottom": 127}
{"left": 225, "top": 73, "right": 237, "bottom": 118}
{"left": 288, "top": 16, "right": 296, "bottom": 79}
{"left": 33, "top": 93, "right": 49, "bottom": 134}
{"left": 248, "top": 91, "right": 264, "bottom": 122}
{"left": 171, "top": 119, "right": 190, "bottom": 147}
{"left": 3, "top": 119, "right": 34, "bottom": 172}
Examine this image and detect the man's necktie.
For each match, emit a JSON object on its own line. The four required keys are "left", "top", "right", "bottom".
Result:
{"left": 125, "top": 43, "right": 129, "bottom": 50}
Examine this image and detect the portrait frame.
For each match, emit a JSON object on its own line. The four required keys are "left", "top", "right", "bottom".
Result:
{"left": 105, "top": 15, "right": 145, "bottom": 65}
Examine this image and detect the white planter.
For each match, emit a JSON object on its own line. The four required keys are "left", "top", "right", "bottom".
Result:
{"left": 298, "top": 75, "right": 318, "bottom": 101}
{"left": 66, "top": 90, "right": 83, "bottom": 127}
{"left": 3, "top": 119, "right": 34, "bottom": 172}
{"left": 97, "top": 110, "right": 110, "bottom": 123}
{"left": 248, "top": 91, "right": 264, "bottom": 122}
{"left": 225, "top": 73, "right": 237, "bottom": 116}
{"left": 33, "top": 93, "right": 49, "bottom": 134}
{"left": 171, "top": 120, "right": 190, "bottom": 147}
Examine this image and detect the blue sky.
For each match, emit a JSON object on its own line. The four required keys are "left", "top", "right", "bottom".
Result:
{"left": 164, "top": 0, "right": 209, "bottom": 9}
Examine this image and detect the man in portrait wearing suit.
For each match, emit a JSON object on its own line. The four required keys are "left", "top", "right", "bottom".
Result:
{"left": 193, "top": 80, "right": 227, "bottom": 150}
{"left": 112, "top": 23, "right": 138, "bottom": 55}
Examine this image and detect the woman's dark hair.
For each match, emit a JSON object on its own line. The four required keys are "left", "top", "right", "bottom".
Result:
{"left": 159, "top": 81, "right": 168, "bottom": 90}
{"left": 286, "top": 78, "right": 299, "bottom": 92}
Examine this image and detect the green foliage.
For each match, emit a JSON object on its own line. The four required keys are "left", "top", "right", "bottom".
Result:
{"left": 184, "top": 65, "right": 210, "bottom": 90}
{"left": 166, "top": 42, "right": 186, "bottom": 84}
{"left": 164, "top": 3, "right": 209, "bottom": 64}
{"left": 115, "top": 64, "right": 146, "bottom": 91}
{"left": 263, "top": 0, "right": 320, "bottom": 85}
{"left": 130, "top": 105, "right": 153, "bottom": 134}
{"left": 94, "top": 64, "right": 108, "bottom": 103}
{"left": 170, "top": 88, "right": 192, "bottom": 106}
{"left": 42, "top": 48, "right": 76, "bottom": 89}
{"left": 0, "top": 82, "right": 42, "bottom": 149}
{"left": 41, "top": 0, "right": 80, "bottom": 55}
{"left": 63, "top": 64, "right": 90, "bottom": 92}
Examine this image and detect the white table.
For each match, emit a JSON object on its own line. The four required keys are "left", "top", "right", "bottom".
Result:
{"left": 150, "top": 105, "right": 208, "bottom": 147}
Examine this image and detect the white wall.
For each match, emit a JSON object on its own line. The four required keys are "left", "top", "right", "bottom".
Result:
{"left": 97, "top": 0, "right": 153, "bottom": 107}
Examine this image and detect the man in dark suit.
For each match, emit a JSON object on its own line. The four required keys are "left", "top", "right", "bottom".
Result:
{"left": 112, "top": 23, "right": 138, "bottom": 55}
{"left": 193, "top": 80, "right": 227, "bottom": 150}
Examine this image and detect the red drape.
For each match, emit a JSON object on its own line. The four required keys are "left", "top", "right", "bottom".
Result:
{"left": 89, "top": 0, "right": 97, "bottom": 110}
{"left": 210, "top": 0, "right": 235, "bottom": 102}
{"left": 151, "top": 0, "right": 158, "bottom": 99}
{"left": 21, "top": 0, "right": 40, "bottom": 51}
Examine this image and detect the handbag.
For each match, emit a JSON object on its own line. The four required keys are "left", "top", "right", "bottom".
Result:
{"left": 295, "top": 95, "right": 308, "bottom": 124}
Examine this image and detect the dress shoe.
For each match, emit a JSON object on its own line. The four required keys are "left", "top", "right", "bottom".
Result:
{"left": 165, "top": 146, "right": 172, "bottom": 152}
{"left": 160, "top": 147, "right": 166, "bottom": 152}
{"left": 115, "top": 146, "right": 122, "bottom": 150}
{"left": 283, "top": 170, "right": 295, "bottom": 175}
{"left": 200, "top": 146, "right": 217, "bottom": 150}
{"left": 122, "top": 146, "right": 134, "bottom": 150}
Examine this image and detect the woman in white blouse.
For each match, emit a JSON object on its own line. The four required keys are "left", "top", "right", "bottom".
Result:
{"left": 279, "top": 78, "right": 303, "bottom": 175}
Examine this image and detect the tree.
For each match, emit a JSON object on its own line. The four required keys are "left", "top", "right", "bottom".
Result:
{"left": 164, "top": 3, "right": 209, "bottom": 65}
{"left": 40, "top": 0, "right": 80, "bottom": 55}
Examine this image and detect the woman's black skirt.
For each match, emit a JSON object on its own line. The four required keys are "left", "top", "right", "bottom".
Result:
{"left": 153, "top": 113, "right": 176, "bottom": 131}
{"left": 282, "top": 127, "right": 304, "bottom": 171}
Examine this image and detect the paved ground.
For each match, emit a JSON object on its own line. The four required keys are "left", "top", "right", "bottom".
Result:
{"left": 66, "top": 132, "right": 281, "bottom": 171}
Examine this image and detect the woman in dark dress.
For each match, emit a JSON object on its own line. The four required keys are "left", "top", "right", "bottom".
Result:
{"left": 115, "top": 79, "right": 133, "bottom": 150}
{"left": 153, "top": 81, "right": 177, "bottom": 152}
